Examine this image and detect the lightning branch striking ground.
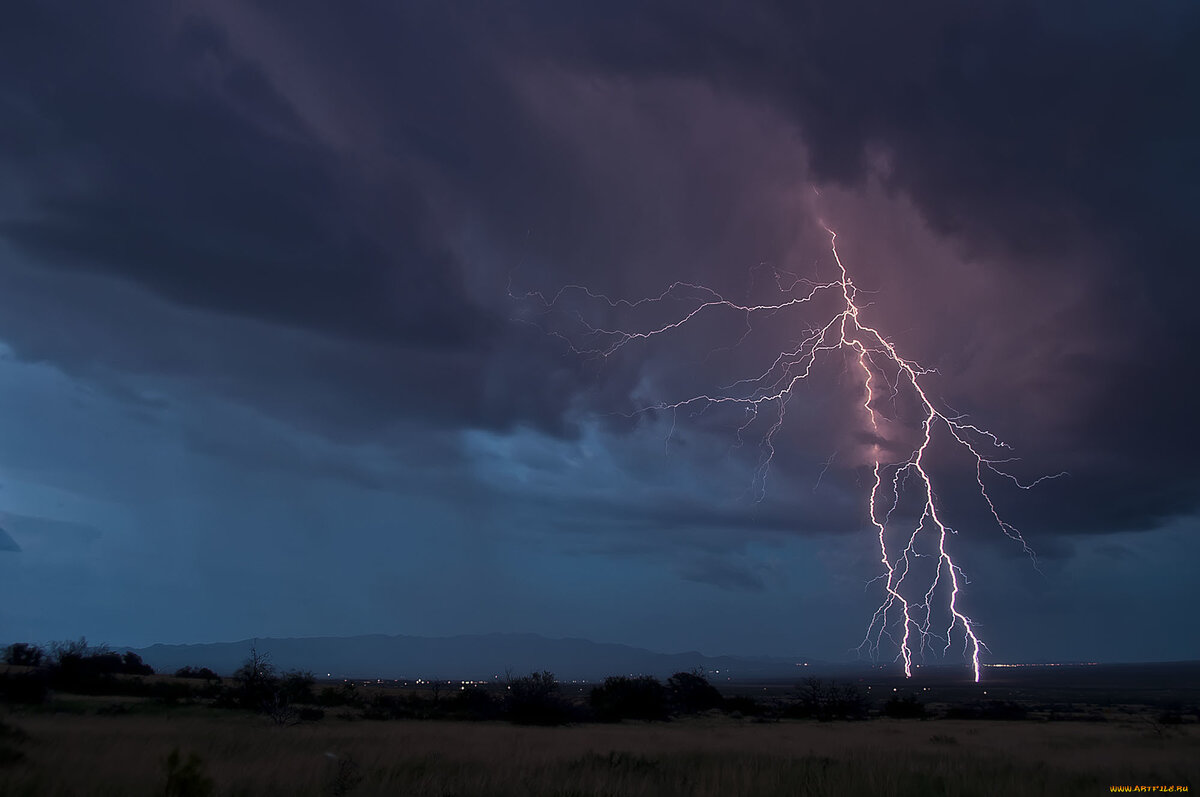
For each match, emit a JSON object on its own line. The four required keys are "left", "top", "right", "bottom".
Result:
{"left": 517, "top": 226, "right": 1062, "bottom": 682}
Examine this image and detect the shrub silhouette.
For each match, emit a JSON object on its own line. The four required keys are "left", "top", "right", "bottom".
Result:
{"left": 229, "top": 644, "right": 278, "bottom": 711}
{"left": 786, "top": 678, "right": 867, "bottom": 721}
{"left": 504, "top": 671, "right": 572, "bottom": 725}
{"left": 0, "top": 643, "right": 215, "bottom": 706}
{"left": 173, "top": 667, "right": 221, "bottom": 683}
{"left": 51, "top": 640, "right": 152, "bottom": 675}
{"left": 589, "top": 676, "right": 668, "bottom": 722}
{"left": 3, "top": 643, "right": 45, "bottom": 667}
{"left": 223, "top": 648, "right": 318, "bottom": 724}
{"left": 121, "top": 651, "right": 154, "bottom": 675}
{"left": 40, "top": 639, "right": 156, "bottom": 693}
{"left": 277, "top": 670, "right": 316, "bottom": 705}
{"left": 666, "top": 670, "right": 723, "bottom": 714}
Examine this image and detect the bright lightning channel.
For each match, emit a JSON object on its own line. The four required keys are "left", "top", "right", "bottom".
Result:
{"left": 517, "top": 226, "right": 1063, "bottom": 682}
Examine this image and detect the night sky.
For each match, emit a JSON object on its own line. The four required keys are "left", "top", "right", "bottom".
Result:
{"left": 2, "top": 1, "right": 1198, "bottom": 665}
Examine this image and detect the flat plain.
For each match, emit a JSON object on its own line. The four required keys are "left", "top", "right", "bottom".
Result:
{"left": 2, "top": 701, "right": 1197, "bottom": 796}
{"left": 2, "top": 661, "right": 1198, "bottom": 795}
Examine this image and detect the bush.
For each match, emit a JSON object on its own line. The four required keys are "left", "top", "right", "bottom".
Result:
{"left": 3, "top": 643, "right": 45, "bottom": 668}
{"left": 786, "top": 678, "right": 867, "bottom": 721}
{"left": 50, "top": 638, "right": 90, "bottom": 662}
{"left": 505, "top": 671, "right": 572, "bottom": 725}
{"left": 590, "top": 676, "right": 668, "bottom": 722}
{"left": 229, "top": 644, "right": 278, "bottom": 711}
{"left": 277, "top": 670, "right": 316, "bottom": 705}
{"left": 120, "top": 651, "right": 154, "bottom": 675}
{"left": 41, "top": 639, "right": 155, "bottom": 692}
{"left": 174, "top": 667, "right": 221, "bottom": 682}
{"left": 666, "top": 671, "right": 723, "bottom": 714}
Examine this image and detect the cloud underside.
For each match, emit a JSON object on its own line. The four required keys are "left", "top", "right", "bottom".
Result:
{"left": 0, "top": 0, "right": 1197, "bottom": 546}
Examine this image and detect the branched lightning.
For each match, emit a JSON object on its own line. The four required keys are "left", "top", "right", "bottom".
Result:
{"left": 516, "top": 225, "right": 1063, "bottom": 681}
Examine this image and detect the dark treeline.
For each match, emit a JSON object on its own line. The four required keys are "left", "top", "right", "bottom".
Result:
{"left": 1, "top": 639, "right": 1060, "bottom": 726}
{"left": 1, "top": 640, "right": 162, "bottom": 704}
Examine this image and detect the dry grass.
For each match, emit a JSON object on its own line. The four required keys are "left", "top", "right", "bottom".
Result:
{"left": 1, "top": 709, "right": 1196, "bottom": 796}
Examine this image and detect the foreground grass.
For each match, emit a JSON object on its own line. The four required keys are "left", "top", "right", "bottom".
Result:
{"left": 1, "top": 709, "right": 1196, "bottom": 796}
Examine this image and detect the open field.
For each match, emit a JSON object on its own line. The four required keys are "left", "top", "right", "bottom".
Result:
{"left": 723, "top": 661, "right": 1200, "bottom": 724}
{"left": 2, "top": 661, "right": 1197, "bottom": 794}
{"left": 2, "top": 707, "right": 1196, "bottom": 796}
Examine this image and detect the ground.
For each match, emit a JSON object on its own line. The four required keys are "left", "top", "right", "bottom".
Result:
{"left": 1, "top": 705, "right": 1196, "bottom": 796}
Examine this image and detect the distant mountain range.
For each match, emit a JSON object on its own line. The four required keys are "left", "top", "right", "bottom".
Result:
{"left": 134, "top": 633, "right": 822, "bottom": 681}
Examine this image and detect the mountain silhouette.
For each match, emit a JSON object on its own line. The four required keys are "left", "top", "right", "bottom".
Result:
{"left": 134, "top": 632, "right": 816, "bottom": 680}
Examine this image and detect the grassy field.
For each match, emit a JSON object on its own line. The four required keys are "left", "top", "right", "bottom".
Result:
{"left": 1, "top": 706, "right": 1196, "bottom": 796}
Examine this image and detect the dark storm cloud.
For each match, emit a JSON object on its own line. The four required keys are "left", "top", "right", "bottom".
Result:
{"left": 508, "top": 0, "right": 1199, "bottom": 262}
{"left": 0, "top": 253, "right": 567, "bottom": 443}
{"left": 0, "top": 4, "right": 475, "bottom": 347}
{"left": 497, "top": 0, "right": 1200, "bottom": 538}
{"left": 2, "top": 0, "right": 1198, "bottom": 548}
{"left": 0, "top": 1, "right": 604, "bottom": 440}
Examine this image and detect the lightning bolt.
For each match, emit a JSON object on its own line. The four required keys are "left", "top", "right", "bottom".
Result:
{"left": 516, "top": 224, "right": 1063, "bottom": 682}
